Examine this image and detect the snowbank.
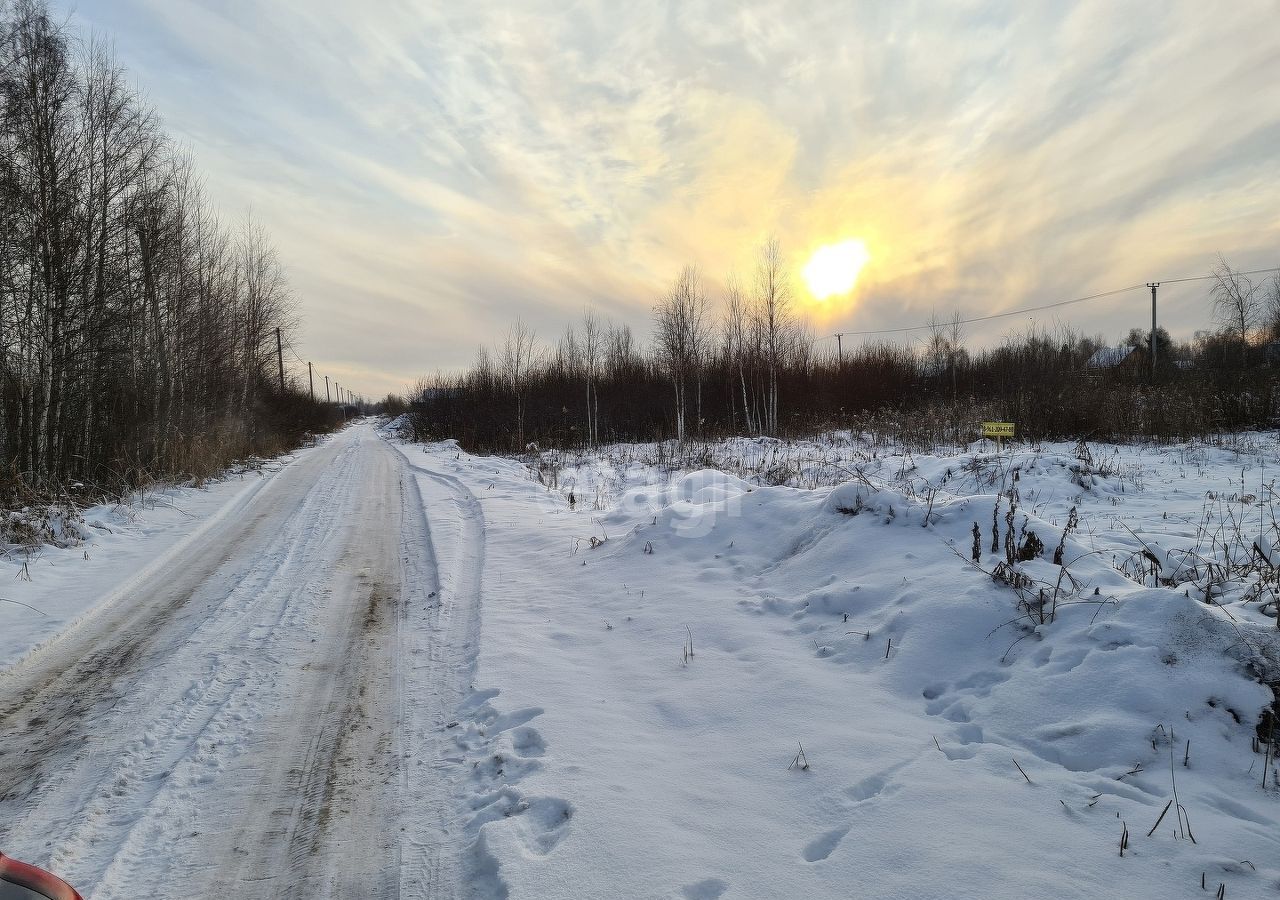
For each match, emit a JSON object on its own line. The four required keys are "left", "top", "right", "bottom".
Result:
{"left": 407, "top": 433, "right": 1280, "bottom": 899}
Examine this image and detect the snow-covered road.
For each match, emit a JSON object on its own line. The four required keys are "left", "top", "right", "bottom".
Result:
{"left": 0, "top": 423, "right": 479, "bottom": 899}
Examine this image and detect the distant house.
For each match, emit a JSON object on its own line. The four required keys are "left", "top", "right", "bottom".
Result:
{"left": 1086, "top": 345, "right": 1146, "bottom": 372}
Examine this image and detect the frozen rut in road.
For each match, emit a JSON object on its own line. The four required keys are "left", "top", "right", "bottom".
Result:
{"left": 0, "top": 423, "right": 482, "bottom": 899}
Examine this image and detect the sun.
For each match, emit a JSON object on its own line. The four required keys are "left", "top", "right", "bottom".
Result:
{"left": 802, "top": 239, "right": 871, "bottom": 301}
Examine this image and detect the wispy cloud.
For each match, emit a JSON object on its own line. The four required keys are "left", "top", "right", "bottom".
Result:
{"left": 74, "top": 0, "right": 1280, "bottom": 393}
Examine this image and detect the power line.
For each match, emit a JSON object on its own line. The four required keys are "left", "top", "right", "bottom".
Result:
{"left": 828, "top": 266, "right": 1280, "bottom": 339}
{"left": 284, "top": 345, "right": 362, "bottom": 404}
{"left": 1157, "top": 267, "right": 1279, "bottom": 285}
{"left": 826, "top": 285, "right": 1143, "bottom": 338}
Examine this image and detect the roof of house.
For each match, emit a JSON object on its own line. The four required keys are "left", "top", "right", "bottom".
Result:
{"left": 1086, "top": 346, "right": 1137, "bottom": 369}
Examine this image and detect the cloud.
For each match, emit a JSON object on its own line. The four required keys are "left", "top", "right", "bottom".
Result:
{"left": 71, "top": 0, "right": 1280, "bottom": 394}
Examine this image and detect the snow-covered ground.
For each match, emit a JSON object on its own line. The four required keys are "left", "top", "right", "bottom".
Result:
{"left": 2, "top": 423, "right": 1278, "bottom": 898}
{"left": 0, "top": 450, "right": 306, "bottom": 672}
{"left": 397, "top": 431, "right": 1280, "bottom": 899}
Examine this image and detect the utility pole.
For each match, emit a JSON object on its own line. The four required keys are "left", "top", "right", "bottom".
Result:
{"left": 275, "top": 327, "right": 285, "bottom": 391}
{"left": 325, "top": 375, "right": 330, "bottom": 403}
{"left": 307, "top": 362, "right": 314, "bottom": 401}
{"left": 335, "top": 383, "right": 340, "bottom": 406}
{"left": 835, "top": 333, "right": 843, "bottom": 364}
{"left": 1146, "top": 282, "right": 1159, "bottom": 379}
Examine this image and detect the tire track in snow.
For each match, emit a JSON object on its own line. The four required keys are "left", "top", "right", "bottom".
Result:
{"left": 177, "top": 429, "right": 407, "bottom": 899}
{"left": 395, "top": 452, "right": 487, "bottom": 900}
{"left": 43, "top": 435, "right": 363, "bottom": 891}
{"left": 0, "top": 425, "right": 473, "bottom": 899}
{"left": 0, "top": 435, "right": 357, "bottom": 874}
{"left": 85, "top": 445, "right": 365, "bottom": 888}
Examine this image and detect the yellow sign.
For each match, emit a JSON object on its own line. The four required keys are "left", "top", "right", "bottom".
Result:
{"left": 982, "top": 422, "right": 1015, "bottom": 438}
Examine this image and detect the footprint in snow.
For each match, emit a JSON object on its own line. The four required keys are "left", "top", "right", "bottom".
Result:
{"left": 511, "top": 725, "right": 546, "bottom": 757}
{"left": 801, "top": 762, "right": 909, "bottom": 863}
{"left": 510, "top": 796, "right": 574, "bottom": 856}
{"left": 802, "top": 826, "right": 850, "bottom": 862}
{"left": 681, "top": 878, "right": 729, "bottom": 899}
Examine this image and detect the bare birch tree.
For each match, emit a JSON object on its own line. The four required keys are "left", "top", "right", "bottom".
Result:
{"left": 1210, "top": 254, "right": 1262, "bottom": 366}
{"left": 500, "top": 319, "right": 537, "bottom": 449}
{"left": 722, "top": 275, "right": 755, "bottom": 433}
{"left": 582, "top": 308, "right": 602, "bottom": 445}
{"left": 653, "top": 265, "right": 710, "bottom": 444}
{"left": 751, "top": 238, "right": 794, "bottom": 435}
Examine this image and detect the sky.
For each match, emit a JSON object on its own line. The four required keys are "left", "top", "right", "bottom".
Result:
{"left": 69, "top": 0, "right": 1280, "bottom": 398}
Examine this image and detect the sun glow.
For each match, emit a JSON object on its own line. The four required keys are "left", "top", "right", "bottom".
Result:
{"left": 802, "top": 239, "right": 871, "bottom": 301}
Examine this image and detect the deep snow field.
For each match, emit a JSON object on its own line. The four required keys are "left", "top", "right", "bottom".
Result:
{"left": 405, "top": 430, "right": 1280, "bottom": 899}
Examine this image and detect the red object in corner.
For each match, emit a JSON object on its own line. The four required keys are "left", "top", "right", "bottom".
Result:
{"left": 0, "top": 853, "right": 83, "bottom": 900}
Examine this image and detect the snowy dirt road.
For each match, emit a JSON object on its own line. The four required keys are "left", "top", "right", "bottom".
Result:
{"left": 0, "top": 423, "right": 479, "bottom": 899}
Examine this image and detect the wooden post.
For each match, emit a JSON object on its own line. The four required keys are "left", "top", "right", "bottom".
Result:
{"left": 275, "top": 327, "right": 285, "bottom": 391}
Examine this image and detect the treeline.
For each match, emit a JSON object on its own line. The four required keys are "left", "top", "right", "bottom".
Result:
{"left": 412, "top": 243, "right": 1280, "bottom": 452}
{"left": 0, "top": 1, "right": 337, "bottom": 495}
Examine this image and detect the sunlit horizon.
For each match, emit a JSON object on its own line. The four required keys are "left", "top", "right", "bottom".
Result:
{"left": 68, "top": 0, "right": 1280, "bottom": 395}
